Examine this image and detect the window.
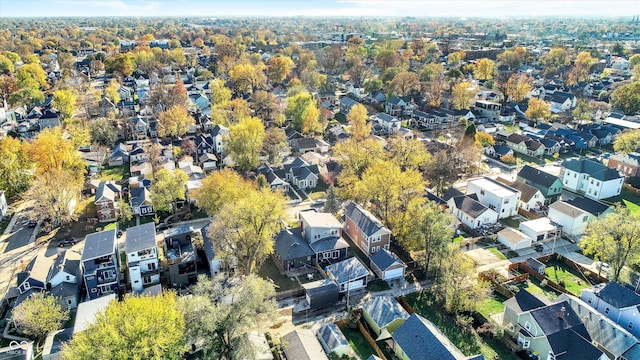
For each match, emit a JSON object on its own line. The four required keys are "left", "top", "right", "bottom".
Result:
{"left": 605, "top": 307, "right": 610, "bottom": 314}
{"left": 67, "top": 299, "right": 72, "bottom": 305}
{"left": 629, "top": 322, "right": 634, "bottom": 330}
{"left": 588, "top": 297, "right": 592, "bottom": 304}
{"left": 523, "top": 340, "right": 530, "bottom": 349}
{"left": 372, "top": 246, "right": 380, "bottom": 253}
{"left": 504, "top": 199, "right": 509, "bottom": 204}
{"left": 66, "top": 275, "right": 70, "bottom": 281}
{"left": 91, "top": 288, "right": 97, "bottom": 293}
{"left": 22, "top": 282, "right": 30, "bottom": 291}
{"left": 583, "top": 216, "right": 589, "bottom": 223}
{"left": 524, "top": 321, "right": 531, "bottom": 331}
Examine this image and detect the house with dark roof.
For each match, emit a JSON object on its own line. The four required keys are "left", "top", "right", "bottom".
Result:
{"left": 125, "top": 223, "right": 159, "bottom": 293}
{"left": 274, "top": 211, "right": 349, "bottom": 272}
{"left": 581, "top": 282, "right": 640, "bottom": 339}
{"left": 371, "top": 112, "right": 401, "bottom": 134}
{"left": 317, "top": 323, "right": 351, "bottom": 358}
{"left": 257, "top": 164, "right": 289, "bottom": 191}
{"left": 496, "top": 177, "right": 544, "bottom": 211}
{"left": 14, "top": 249, "right": 55, "bottom": 306}
{"left": 94, "top": 181, "right": 121, "bottom": 222}
{"left": 283, "top": 157, "right": 320, "bottom": 190}
{"left": 392, "top": 313, "right": 481, "bottom": 360}
{"left": 81, "top": 229, "right": 119, "bottom": 300}
{"left": 484, "top": 144, "right": 514, "bottom": 159}
{"left": 607, "top": 152, "right": 640, "bottom": 178}
{"left": 362, "top": 296, "right": 410, "bottom": 337}
{"left": 369, "top": 249, "right": 406, "bottom": 281}
{"left": 385, "top": 96, "right": 413, "bottom": 117}
{"left": 108, "top": 143, "right": 129, "bottom": 167}
{"left": 446, "top": 194, "right": 499, "bottom": 230}
{"left": 561, "top": 158, "right": 624, "bottom": 200}
{"left": 517, "top": 165, "right": 563, "bottom": 204}
{"left": 325, "top": 257, "right": 370, "bottom": 293}
{"left": 210, "top": 124, "right": 229, "bottom": 156}
{"left": 343, "top": 202, "right": 392, "bottom": 256}
{"left": 339, "top": 96, "right": 359, "bottom": 115}
{"left": 303, "top": 278, "right": 340, "bottom": 311}
{"left": 42, "top": 327, "right": 72, "bottom": 360}
{"left": 130, "top": 187, "right": 153, "bottom": 217}
{"left": 163, "top": 226, "right": 198, "bottom": 287}
{"left": 47, "top": 249, "right": 81, "bottom": 310}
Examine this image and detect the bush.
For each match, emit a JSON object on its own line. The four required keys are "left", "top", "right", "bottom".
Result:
{"left": 500, "top": 154, "right": 516, "bottom": 164}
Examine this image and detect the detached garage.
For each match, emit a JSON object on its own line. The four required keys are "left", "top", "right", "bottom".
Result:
{"left": 497, "top": 227, "right": 533, "bottom": 251}
{"left": 325, "top": 257, "right": 370, "bottom": 293}
{"left": 369, "top": 249, "right": 407, "bottom": 281}
{"left": 303, "top": 279, "right": 339, "bottom": 311}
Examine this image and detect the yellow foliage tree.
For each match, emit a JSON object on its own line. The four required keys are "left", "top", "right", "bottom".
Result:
{"left": 525, "top": 98, "right": 551, "bottom": 120}
{"left": 228, "top": 116, "right": 265, "bottom": 171}
{"left": 474, "top": 58, "right": 495, "bottom": 80}
{"left": 346, "top": 103, "right": 370, "bottom": 140}
{"left": 451, "top": 81, "right": 477, "bottom": 110}
{"left": 157, "top": 105, "right": 194, "bottom": 137}
{"left": 52, "top": 89, "right": 77, "bottom": 122}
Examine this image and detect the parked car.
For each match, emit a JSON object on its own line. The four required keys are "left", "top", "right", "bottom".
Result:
{"left": 58, "top": 238, "right": 76, "bottom": 247}
{"left": 26, "top": 220, "right": 37, "bottom": 228}
{"left": 534, "top": 244, "right": 544, "bottom": 252}
{"left": 595, "top": 261, "right": 611, "bottom": 271}
{"left": 155, "top": 223, "right": 168, "bottom": 231}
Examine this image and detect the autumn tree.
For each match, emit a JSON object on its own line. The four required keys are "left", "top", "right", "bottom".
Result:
{"left": 611, "top": 82, "right": 640, "bottom": 115}
{"left": 475, "top": 131, "right": 495, "bottom": 147}
{"left": 268, "top": 55, "right": 294, "bottom": 83}
{"left": 419, "top": 63, "right": 444, "bottom": 82}
{"left": 525, "top": 98, "right": 551, "bottom": 121}
{"left": 89, "top": 118, "right": 117, "bottom": 147}
{"left": 451, "top": 81, "right": 477, "bottom": 110}
{"left": 262, "top": 126, "right": 289, "bottom": 166}
{"left": 11, "top": 292, "right": 69, "bottom": 344}
{"left": 228, "top": 116, "right": 265, "bottom": 171}
{"left": 62, "top": 293, "right": 185, "bottom": 360}
{"left": 0, "top": 137, "right": 32, "bottom": 197}
{"left": 320, "top": 45, "right": 343, "bottom": 75}
{"left": 26, "top": 127, "right": 84, "bottom": 179}
{"left": 427, "top": 78, "right": 444, "bottom": 108}
{"left": 229, "top": 63, "right": 267, "bottom": 94}
{"left": 193, "top": 169, "right": 254, "bottom": 216}
{"left": 542, "top": 47, "right": 570, "bottom": 80}
{"left": 206, "top": 188, "right": 285, "bottom": 275}
{"left": 52, "top": 89, "right": 77, "bottom": 123}
{"left": 386, "top": 134, "right": 430, "bottom": 171}
{"left": 104, "top": 79, "right": 120, "bottom": 104}
{"left": 9, "top": 86, "right": 44, "bottom": 107}
{"left": 580, "top": 206, "right": 640, "bottom": 282}
{"left": 474, "top": 58, "right": 495, "bottom": 80}
{"left": 149, "top": 169, "right": 188, "bottom": 214}
{"left": 497, "top": 47, "right": 527, "bottom": 70}
{"left": 286, "top": 91, "right": 322, "bottom": 134}
{"left": 568, "top": 51, "right": 596, "bottom": 85}
{"left": 178, "top": 275, "right": 277, "bottom": 360}
{"left": 346, "top": 103, "right": 370, "bottom": 141}
{"left": 116, "top": 197, "right": 133, "bottom": 225}
{"left": 390, "top": 71, "right": 420, "bottom": 96}
{"left": 252, "top": 90, "right": 283, "bottom": 125}
{"left": 209, "top": 78, "right": 232, "bottom": 106}
{"left": 0, "top": 74, "right": 18, "bottom": 103}
{"left": 424, "top": 149, "right": 459, "bottom": 196}
{"left": 0, "top": 53, "right": 14, "bottom": 73}
{"left": 15, "top": 63, "right": 49, "bottom": 90}
{"left": 506, "top": 73, "right": 533, "bottom": 103}
{"left": 447, "top": 51, "right": 465, "bottom": 65}
{"left": 24, "top": 169, "right": 82, "bottom": 224}
{"left": 157, "top": 105, "right": 194, "bottom": 137}
{"left": 333, "top": 137, "right": 385, "bottom": 198}
{"left": 105, "top": 53, "right": 135, "bottom": 77}
{"left": 614, "top": 130, "right": 640, "bottom": 154}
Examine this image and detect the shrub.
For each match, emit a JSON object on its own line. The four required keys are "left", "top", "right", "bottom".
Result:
{"left": 500, "top": 154, "right": 516, "bottom": 164}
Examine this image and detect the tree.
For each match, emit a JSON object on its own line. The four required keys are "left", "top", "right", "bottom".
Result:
{"left": 580, "top": 205, "right": 640, "bottom": 282}
{"left": 572, "top": 101, "right": 593, "bottom": 125}
{"left": 333, "top": 138, "right": 385, "bottom": 199}
{"left": 157, "top": 105, "right": 194, "bottom": 137}
{"left": 0, "top": 74, "right": 18, "bottom": 102}
{"left": 104, "top": 53, "right": 134, "bottom": 77}
{"left": 390, "top": 71, "right": 420, "bottom": 96}
{"left": 611, "top": 82, "right": 640, "bottom": 115}
{"left": 286, "top": 92, "right": 322, "bottom": 134}
{"left": 8, "top": 86, "right": 44, "bottom": 108}
{"left": 178, "top": 275, "right": 277, "bottom": 360}
{"left": 324, "top": 185, "right": 339, "bottom": 214}
{"left": 427, "top": 78, "right": 444, "bottom": 108}
{"left": 525, "top": 98, "right": 551, "bottom": 121}
{"left": 150, "top": 169, "right": 188, "bottom": 214}
{"left": 251, "top": 90, "right": 283, "bottom": 125}
{"left": 15, "top": 63, "right": 48, "bottom": 89}
{"left": 89, "top": 118, "right": 117, "bottom": 147}
{"left": 0, "top": 54, "right": 14, "bottom": 73}
{"left": 475, "top": 131, "right": 495, "bottom": 147}
{"left": 497, "top": 47, "right": 527, "bottom": 70}
{"left": 0, "top": 137, "right": 32, "bottom": 197}
{"left": 62, "top": 293, "right": 185, "bottom": 360}
{"left": 104, "top": 79, "right": 120, "bottom": 104}
{"left": 386, "top": 134, "right": 430, "bottom": 171}
{"left": 207, "top": 188, "right": 285, "bottom": 275}
{"left": 541, "top": 48, "right": 569, "bottom": 80}
{"left": 451, "top": 81, "right": 477, "bottom": 110}
{"left": 375, "top": 49, "right": 400, "bottom": 73}
{"left": 193, "top": 169, "right": 254, "bottom": 216}
{"left": 346, "top": 103, "right": 370, "bottom": 141}
{"left": 447, "top": 51, "right": 465, "bottom": 65}
{"left": 320, "top": 45, "right": 343, "bottom": 75}
{"left": 419, "top": 63, "right": 444, "bottom": 82}
{"left": 474, "top": 58, "right": 495, "bottom": 80}
{"left": 66, "top": 121, "right": 91, "bottom": 148}
{"left": 229, "top": 63, "right": 266, "bottom": 94}
{"left": 262, "top": 127, "right": 289, "bottom": 166}
{"left": 24, "top": 169, "right": 82, "bottom": 224}
{"left": 630, "top": 54, "right": 640, "bottom": 69}
{"left": 116, "top": 197, "right": 133, "bottom": 224}
{"left": 506, "top": 73, "right": 532, "bottom": 103}
{"left": 433, "top": 246, "right": 490, "bottom": 313}
{"left": 268, "top": 55, "right": 294, "bottom": 83}
{"left": 228, "top": 116, "right": 265, "bottom": 171}
{"left": 614, "top": 130, "right": 640, "bottom": 154}
{"left": 610, "top": 42, "right": 625, "bottom": 55}
{"left": 11, "top": 292, "right": 69, "bottom": 344}
{"left": 424, "top": 149, "right": 458, "bottom": 196}
{"left": 26, "top": 127, "right": 84, "bottom": 180}
{"left": 209, "top": 78, "right": 232, "bottom": 106}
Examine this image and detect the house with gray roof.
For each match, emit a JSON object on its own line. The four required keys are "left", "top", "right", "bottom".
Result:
{"left": 561, "top": 158, "right": 624, "bottom": 200}
{"left": 14, "top": 249, "right": 55, "bottom": 306}
{"left": 581, "top": 282, "right": 640, "bottom": 339}
{"left": 282, "top": 329, "right": 328, "bottom": 360}
{"left": 94, "top": 181, "right": 121, "bottom": 222}
{"left": 47, "top": 249, "right": 81, "bottom": 310}
{"left": 362, "top": 296, "right": 409, "bottom": 337}
{"left": 547, "top": 200, "right": 595, "bottom": 237}
{"left": 343, "top": 202, "right": 392, "bottom": 257}
{"left": 446, "top": 194, "right": 499, "bottom": 230}
{"left": 371, "top": 112, "right": 401, "bottom": 134}
{"left": 81, "top": 229, "right": 119, "bottom": 300}
{"left": 325, "top": 257, "right": 370, "bottom": 293}
{"left": 130, "top": 187, "right": 153, "bottom": 217}
{"left": 369, "top": 249, "right": 406, "bottom": 281}
{"left": 42, "top": 327, "right": 72, "bottom": 360}
{"left": 517, "top": 165, "right": 563, "bottom": 204}
{"left": 125, "top": 223, "right": 159, "bottom": 293}
{"left": 303, "top": 278, "right": 339, "bottom": 311}
{"left": 108, "top": 143, "right": 129, "bottom": 167}
{"left": 317, "top": 323, "right": 351, "bottom": 358}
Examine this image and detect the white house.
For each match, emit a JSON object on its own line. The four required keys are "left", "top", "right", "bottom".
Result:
{"left": 560, "top": 158, "right": 624, "bottom": 200}
{"left": 125, "top": 223, "right": 160, "bottom": 293}
{"left": 371, "top": 113, "right": 401, "bottom": 134}
{"left": 547, "top": 200, "right": 592, "bottom": 237}
{"left": 580, "top": 282, "right": 640, "bottom": 339}
{"left": 446, "top": 194, "right": 499, "bottom": 229}
{"left": 497, "top": 178, "right": 544, "bottom": 211}
{"left": 519, "top": 218, "right": 561, "bottom": 242}
{"left": 496, "top": 227, "right": 532, "bottom": 251}
{"left": 466, "top": 177, "right": 521, "bottom": 219}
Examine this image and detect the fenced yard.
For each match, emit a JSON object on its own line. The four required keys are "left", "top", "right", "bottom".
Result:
{"left": 544, "top": 261, "right": 592, "bottom": 296}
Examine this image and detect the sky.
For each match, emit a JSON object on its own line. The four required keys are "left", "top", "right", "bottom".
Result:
{"left": 0, "top": 0, "right": 637, "bottom": 18}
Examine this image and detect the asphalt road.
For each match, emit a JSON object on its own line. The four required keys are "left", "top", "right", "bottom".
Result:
{"left": 2, "top": 213, "right": 36, "bottom": 254}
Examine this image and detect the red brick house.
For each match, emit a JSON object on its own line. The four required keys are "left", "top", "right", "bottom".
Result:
{"left": 94, "top": 181, "right": 121, "bottom": 222}
{"left": 607, "top": 152, "right": 640, "bottom": 178}
{"left": 343, "top": 202, "right": 392, "bottom": 257}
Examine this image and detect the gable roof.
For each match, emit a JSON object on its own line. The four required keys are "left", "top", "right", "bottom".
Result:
{"left": 369, "top": 249, "right": 406, "bottom": 272}
{"left": 82, "top": 229, "right": 117, "bottom": 261}
{"left": 595, "top": 282, "right": 640, "bottom": 309}
{"left": 317, "top": 323, "right": 349, "bottom": 353}
{"left": 562, "top": 158, "right": 622, "bottom": 181}
{"left": 19, "top": 250, "right": 55, "bottom": 285}
{"left": 125, "top": 222, "right": 157, "bottom": 254}
{"left": 530, "top": 301, "right": 589, "bottom": 338}
{"left": 546, "top": 328, "right": 603, "bottom": 360}
{"left": 564, "top": 197, "right": 610, "bottom": 217}
{"left": 275, "top": 228, "right": 314, "bottom": 261}
{"left": 282, "top": 329, "right": 328, "bottom": 360}
{"left": 130, "top": 187, "right": 152, "bottom": 208}
{"left": 518, "top": 165, "right": 560, "bottom": 189}
{"left": 325, "top": 257, "right": 369, "bottom": 284}
{"left": 503, "top": 289, "right": 547, "bottom": 313}
{"left": 362, "top": 296, "right": 410, "bottom": 328}
{"left": 95, "top": 181, "right": 121, "bottom": 203}
{"left": 393, "top": 313, "right": 467, "bottom": 360}
{"left": 344, "top": 202, "right": 390, "bottom": 237}
{"left": 47, "top": 249, "right": 81, "bottom": 283}
{"left": 451, "top": 195, "right": 492, "bottom": 219}
{"left": 496, "top": 178, "right": 540, "bottom": 202}
{"left": 549, "top": 201, "right": 587, "bottom": 218}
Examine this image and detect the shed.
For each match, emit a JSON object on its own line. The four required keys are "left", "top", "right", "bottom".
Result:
{"left": 525, "top": 257, "right": 546, "bottom": 275}
{"left": 42, "top": 328, "right": 73, "bottom": 360}
{"left": 496, "top": 227, "right": 532, "bottom": 251}
{"left": 362, "top": 295, "right": 410, "bottom": 338}
{"left": 317, "top": 323, "right": 351, "bottom": 357}
{"left": 325, "top": 257, "right": 370, "bottom": 293}
{"left": 282, "top": 329, "right": 328, "bottom": 360}
{"left": 369, "top": 249, "right": 407, "bottom": 281}
{"left": 303, "top": 279, "right": 340, "bottom": 311}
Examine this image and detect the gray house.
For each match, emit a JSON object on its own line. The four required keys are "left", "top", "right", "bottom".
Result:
{"left": 81, "top": 229, "right": 119, "bottom": 300}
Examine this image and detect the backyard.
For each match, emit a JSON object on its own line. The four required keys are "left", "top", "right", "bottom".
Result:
{"left": 100, "top": 164, "right": 129, "bottom": 182}
{"left": 515, "top": 277, "right": 559, "bottom": 302}
{"left": 258, "top": 256, "right": 300, "bottom": 292}
{"left": 544, "top": 261, "right": 592, "bottom": 296}
{"left": 339, "top": 325, "right": 376, "bottom": 360}
{"left": 475, "top": 294, "right": 507, "bottom": 320}
{"left": 487, "top": 247, "right": 507, "bottom": 260}
{"left": 404, "top": 291, "right": 519, "bottom": 360}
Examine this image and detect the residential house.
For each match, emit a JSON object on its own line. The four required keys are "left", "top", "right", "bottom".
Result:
{"left": 97, "top": 97, "right": 116, "bottom": 118}
{"left": 163, "top": 226, "right": 198, "bottom": 287}
{"left": 385, "top": 96, "right": 413, "bottom": 117}
{"left": 339, "top": 96, "right": 359, "bottom": 115}
{"left": 519, "top": 218, "right": 562, "bottom": 243}
{"left": 130, "top": 115, "right": 150, "bottom": 140}
{"left": 302, "top": 279, "right": 340, "bottom": 311}
{"left": 496, "top": 227, "right": 533, "bottom": 251}
{"left": 108, "top": 143, "right": 129, "bottom": 167}
{"left": 474, "top": 100, "right": 502, "bottom": 122}
{"left": 257, "top": 164, "right": 289, "bottom": 191}
{"left": 94, "top": 181, "right": 121, "bottom": 222}
{"left": 517, "top": 165, "right": 563, "bottom": 204}
{"left": 547, "top": 200, "right": 594, "bottom": 237}
{"left": 81, "top": 229, "right": 119, "bottom": 300}
{"left": 283, "top": 157, "right": 320, "bottom": 190}
{"left": 560, "top": 158, "right": 624, "bottom": 200}
{"left": 343, "top": 202, "right": 392, "bottom": 256}
{"left": 129, "top": 143, "right": 148, "bottom": 164}
{"left": 369, "top": 249, "right": 406, "bottom": 282}
{"left": 392, "top": 313, "right": 480, "bottom": 360}
{"left": 538, "top": 137, "right": 561, "bottom": 156}
{"left": 446, "top": 192, "right": 499, "bottom": 230}
{"left": 506, "top": 133, "right": 546, "bottom": 157}
{"left": 547, "top": 92, "right": 574, "bottom": 113}
{"left": 38, "top": 110, "right": 61, "bottom": 130}
{"left": 362, "top": 296, "right": 410, "bottom": 337}
{"left": 466, "top": 177, "right": 521, "bottom": 219}
{"left": 325, "top": 257, "right": 370, "bottom": 293}
{"left": 125, "top": 223, "right": 160, "bottom": 293}
{"left": 194, "top": 133, "right": 215, "bottom": 156}
{"left": 410, "top": 109, "right": 448, "bottom": 130}
{"left": 580, "top": 282, "right": 640, "bottom": 339}
{"left": 484, "top": 144, "right": 514, "bottom": 159}
{"left": 607, "top": 152, "right": 640, "bottom": 178}
{"left": 198, "top": 153, "right": 217, "bottom": 171}
{"left": 130, "top": 187, "right": 153, "bottom": 217}
{"left": 496, "top": 178, "right": 544, "bottom": 211}
{"left": 502, "top": 290, "right": 606, "bottom": 360}
{"left": 14, "top": 250, "right": 55, "bottom": 306}
{"left": 42, "top": 328, "right": 72, "bottom": 360}
{"left": 274, "top": 211, "right": 349, "bottom": 272}
{"left": 211, "top": 124, "right": 229, "bottom": 156}
{"left": 317, "top": 324, "right": 351, "bottom": 358}
{"left": 281, "top": 329, "right": 329, "bottom": 360}
{"left": 371, "top": 112, "right": 401, "bottom": 134}
{"left": 47, "top": 249, "right": 81, "bottom": 310}
{"left": 201, "top": 227, "right": 233, "bottom": 277}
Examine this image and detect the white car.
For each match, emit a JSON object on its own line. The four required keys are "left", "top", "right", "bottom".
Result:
{"left": 595, "top": 261, "right": 611, "bottom": 271}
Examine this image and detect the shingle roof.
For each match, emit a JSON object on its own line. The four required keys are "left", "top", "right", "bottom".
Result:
{"left": 530, "top": 301, "right": 589, "bottom": 338}
{"left": 369, "top": 249, "right": 405, "bottom": 272}
{"left": 282, "top": 329, "right": 328, "bottom": 360}
{"left": 546, "top": 328, "right": 603, "bottom": 360}
{"left": 503, "top": 289, "right": 547, "bottom": 313}
{"left": 275, "top": 228, "right": 314, "bottom": 261}
{"left": 362, "top": 296, "right": 409, "bottom": 329}
{"left": 497, "top": 178, "right": 539, "bottom": 202}
{"left": 344, "top": 202, "right": 389, "bottom": 237}
{"left": 125, "top": 222, "right": 157, "bottom": 254}
{"left": 82, "top": 229, "right": 117, "bottom": 261}
{"left": 549, "top": 201, "right": 586, "bottom": 218}
{"left": 325, "top": 257, "right": 369, "bottom": 284}
{"left": 130, "top": 187, "right": 151, "bottom": 208}
{"left": 95, "top": 181, "right": 120, "bottom": 202}
{"left": 451, "top": 195, "right": 491, "bottom": 219}
{"left": 393, "top": 313, "right": 467, "bottom": 360}
{"left": 564, "top": 197, "right": 610, "bottom": 216}
{"left": 303, "top": 278, "right": 339, "bottom": 298}
{"left": 317, "top": 323, "right": 349, "bottom": 353}
{"left": 596, "top": 282, "right": 640, "bottom": 309}
{"left": 47, "top": 250, "right": 80, "bottom": 283}
{"left": 295, "top": 137, "right": 318, "bottom": 150}
{"left": 517, "top": 165, "right": 559, "bottom": 188}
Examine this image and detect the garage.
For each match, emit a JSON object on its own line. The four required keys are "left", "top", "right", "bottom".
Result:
{"left": 497, "top": 227, "right": 533, "bottom": 251}
{"left": 325, "top": 257, "right": 370, "bottom": 293}
{"left": 370, "top": 249, "right": 407, "bottom": 281}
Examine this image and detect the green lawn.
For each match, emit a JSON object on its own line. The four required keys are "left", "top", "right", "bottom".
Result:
{"left": 367, "top": 279, "right": 391, "bottom": 292}
{"left": 544, "top": 262, "right": 591, "bottom": 296}
{"left": 516, "top": 277, "right": 558, "bottom": 302}
{"left": 100, "top": 165, "right": 127, "bottom": 182}
{"left": 487, "top": 247, "right": 507, "bottom": 260}
{"left": 475, "top": 295, "right": 506, "bottom": 319}
{"left": 340, "top": 325, "right": 375, "bottom": 360}
{"left": 257, "top": 256, "right": 300, "bottom": 292}
{"left": 624, "top": 199, "right": 640, "bottom": 213}
{"left": 500, "top": 217, "right": 522, "bottom": 229}
{"left": 404, "top": 291, "right": 519, "bottom": 360}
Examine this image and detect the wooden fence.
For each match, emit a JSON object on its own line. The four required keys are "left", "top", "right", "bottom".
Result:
{"left": 357, "top": 320, "right": 387, "bottom": 360}
{"left": 518, "top": 207, "right": 542, "bottom": 219}
{"left": 275, "top": 288, "right": 305, "bottom": 301}
{"left": 396, "top": 296, "right": 415, "bottom": 315}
